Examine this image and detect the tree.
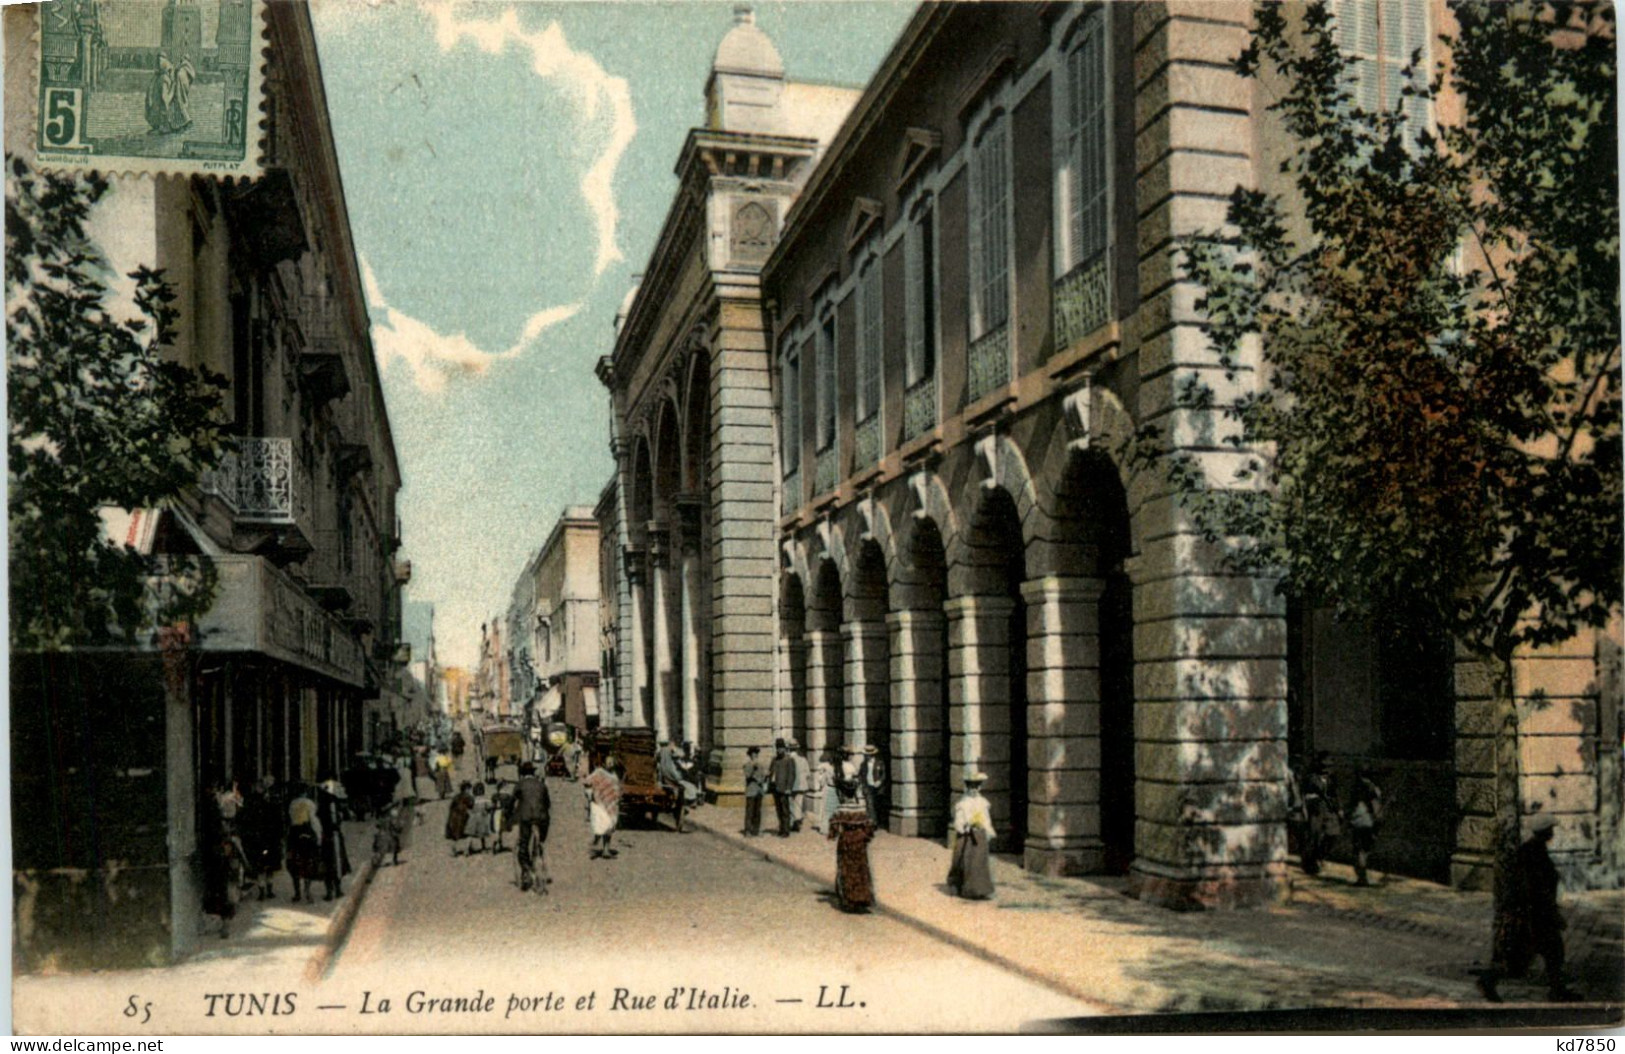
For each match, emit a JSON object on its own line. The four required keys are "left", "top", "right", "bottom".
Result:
{"left": 1144, "top": 1, "right": 1618, "bottom": 956}
{"left": 7, "top": 156, "right": 229, "bottom": 650}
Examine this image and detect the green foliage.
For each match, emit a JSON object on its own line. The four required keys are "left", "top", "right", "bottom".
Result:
{"left": 6, "top": 155, "right": 229, "bottom": 649}
{"left": 1149, "top": 1, "right": 1620, "bottom": 664}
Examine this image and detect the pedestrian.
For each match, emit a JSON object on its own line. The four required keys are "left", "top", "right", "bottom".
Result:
{"left": 828, "top": 765, "right": 877, "bottom": 913}
{"left": 393, "top": 753, "right": 419, "bottom": 825}
{"left": 513, "top": 762, "right": 551, "bottom": 890}
{"left": 434, "top": 751, "right": 453, "bottom": 800}
{"left": 656, "top": 737, "right": 699, "bottom": 812}
{"left": 451, "top": 731, "right": 465, "bottom": 761}
{"left": 582, "top": 756, "right": 621, "bottom": 859}
{"left": 414, "top": 748, "right": 437, "bottom": 806}
{"left": 817, "top": 749, "right": 839, "bottom": 835}
{"left": 861, "top": 744, "right": 886, "bottom": 827}
{"left": 806, "top": 751, "right": 830, "bottom": 835}
{"left": 491, "top": 778, "right": 514, "bottom": 853}
{"left": 770, "top": 739, "right": 798, "bottom": 837}
{"left": 1346, "top": 766, "right": 1383, "bottom": 886}
{"left": 1300, "top": 751, "right": 1340, "bottom": 876}
{"left": 285, "top": 784, "right": 322, "bottom": 904}
{"left": 565, "top": 739, "right": 583, "bottom": 783}
{"left": 742, "top": 746, "right": 767, "bottom": 837}
{"left": 201, "top": 783, "right": 242, "bottom": 938}
{"left": 1478, "top": 814, "right": 1581, "bottom": 1002}
{"left": 371, "top": 802, "right": 404, "bottom": 868}
{"left": 446, "top": 781, "right": 474, "bottom": 856}
{"left": 789, "top": 739, "right": 810, "bottom": 832}
{"left": 467, "top": 782, "right": 494, "bottom": 853}
{"left": 240, "top": 774, "right": 284, "bottom": 901}
{"left": 947, "top": 772, "right": 996, "bottom": 899}
{"left": 316, "top": 777, "right": 351, "bottom": 901}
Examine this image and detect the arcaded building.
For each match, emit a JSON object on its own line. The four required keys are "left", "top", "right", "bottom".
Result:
{"left": 597, "top": 9, "right": 861, "bottom": 785}
{"left": 602, "top": 1, "right": 1621, "bottom": 907}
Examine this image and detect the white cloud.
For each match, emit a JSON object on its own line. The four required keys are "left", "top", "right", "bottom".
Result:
{"left": 424, "top": 3, "right": 636, "bottom": 277}
{"left": 361, "top": 256, "right": 580, "bottom": 394}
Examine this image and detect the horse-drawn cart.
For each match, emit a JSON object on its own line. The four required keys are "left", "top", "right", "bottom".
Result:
{"left": 587, "top": 727, "right": 686, "bottom": 832}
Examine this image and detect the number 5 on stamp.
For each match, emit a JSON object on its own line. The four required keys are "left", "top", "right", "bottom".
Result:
{"left": 41, "top": 87, "right": 87, "bottom": 151}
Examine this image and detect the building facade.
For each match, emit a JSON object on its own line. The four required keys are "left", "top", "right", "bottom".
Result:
{"left": 600, "top": 0, "right": 1621, "bottom": 907}
{"left": 595, "top": 478, "right": 622, "bottom": 725}
{"left": 597, "top": 7, "right": 861, "bottom": 794}
{"left": 505, "top": 506, "right": 603, "bottom": 739}
{"left": 8, "top": 2, "right": 409, "bottom": 967}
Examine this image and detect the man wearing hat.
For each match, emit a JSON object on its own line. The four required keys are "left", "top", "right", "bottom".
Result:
{"left": 948, "top": 771, "right": 996, "bottom": 899}
{"left": 789, "top": 739, "right": 811, "bottom": 832}
{"left": 741, "top": 747, "right": 767, "bottom": 837}
{"left": 1477, "top": 812, "right": 1579, "bottom": 1002}
{"left": 859, "top": 744, "right": 886, "bottom": 826}
{"left": 656, "top": 737, "right": 698, "bottom": 813}
{"left": 770, "top": 739, "right": 799, "bottom": 838}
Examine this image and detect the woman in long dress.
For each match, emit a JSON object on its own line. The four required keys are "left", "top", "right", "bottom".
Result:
{"left": 828, "top": 762, "right": 876, "bottom": 913}
{"left": 466, "top": 782, "right": 494, "bottom": 853}
{"left": 445, "top": 781, "right": 474, "bottom": 855}
{"left": 285, "top": 785, "right": 323, "bottom": 904}
{"left": 582, "top": 758, "right": 622, "bottom": 859}
{"left": 947, "top": 772, "right": 996, "bottom": 899}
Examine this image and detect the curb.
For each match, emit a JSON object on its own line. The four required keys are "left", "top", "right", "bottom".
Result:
{"left": 303, "top": 853, "right": 378, "bottom": 983}
{"left": 688, "top": 816, "right": 1125, "bottom": 1016}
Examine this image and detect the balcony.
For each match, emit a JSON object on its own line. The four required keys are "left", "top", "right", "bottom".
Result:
{"left": 1053, "top": 251, "right": 1112, "bottom": 353}
{"left": 781, "top": 468, "right": 800, "bottom": 517}
{"left": 301, "top": 529, "right": 354, "bottom": 613}
{"left": 201, "top": 437, "right": 313, "bottom": 561}
{"left": 813, "top": 446, "right": 838, "bottom": 498}
{"left": 854, "top": 414, "right": 881, "bottom": 472}
{"left": 194, "top": 556, "right": 366, "bottom": 686}
{"left": 967, "top": 325, "right": 1011, "bottom": 405}
{"left": 903, "top": 375, "right": 937, "bottom": 443}
{"left": 393, "top": 558, "right": 412, "bottom": 585}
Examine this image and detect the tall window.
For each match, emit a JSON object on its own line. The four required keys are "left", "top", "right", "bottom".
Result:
{"left": 968, "top": 109, "right": 1011, "bottom": 340}
{"left": 1336, "top": 0, "right": 1431, "bottom": 137}
{"left": 855, "top": 250, "right": 883, "bottom": 425}
{"left": 904, "top": 197, "right": 936, "bottom": 387}
{"left": 815, "top": 308, "right": 836, "bottom": 451}
{"left": 1060, "top": 10, "right": 1108, "bottom": 272}
{"left": 780, "top": 343, "right": 800, "bottom": 474}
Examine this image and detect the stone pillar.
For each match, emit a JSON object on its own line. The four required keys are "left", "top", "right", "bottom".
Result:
{"left": 1023, "top": 576, "right": 1105, "bottom": 875}
{"left": 805, "top": 628, "right": 843, "bottom": 756}
{"left": 706, "top": 298, "right": 779, "bottom": 802}
{"left": 626, "top": 551, "right": 649, "bottom": 728}
{"left": 648, "top": 525, "right": 674, "bottom": 744}
{"left": 678, "top": 500, "right": 704, "bottom": 747}
{"left": 842, "top": 620, "right": 887, "bottom": 749}
{"left": 946, "top": 594, "right": 1016, "bottom": 844}
{"left": 777, "top": 619, "right": 808, "bottom": 745}
{"left": 1126, "top": 1, "right": 1286, "bottom": 909}
{"left": 889, "top": 608, "right": 948, "bottom": 837}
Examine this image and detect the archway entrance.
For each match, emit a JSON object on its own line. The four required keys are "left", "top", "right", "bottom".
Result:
{"left": 850, "top": 539, "right": 891, "bottom": 826}
{"left": 807, "top": 558, "right": 845, "bottom": 759}
{"left": 896, "top": 516, "right": 951, "bottom": 837}
{"left": 780, "top": 573, "right": 808, "bottom": 747}
{"left": 957, "top": 487, "right": 1029, "bottom": 854}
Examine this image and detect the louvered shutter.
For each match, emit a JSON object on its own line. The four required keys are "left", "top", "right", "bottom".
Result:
{"left": 859, "top": 257, "right": 883, "bottom": 422}
{"left": 1077, "top": 15, "right": 1108, "bottom": 265}
{"left": 905, "top": 218, "right": 924, "bottom": 385}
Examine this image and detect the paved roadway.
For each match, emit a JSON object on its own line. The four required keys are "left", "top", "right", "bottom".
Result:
{"left": 323, "top": 782, "right": 1098, "bottom": 1032}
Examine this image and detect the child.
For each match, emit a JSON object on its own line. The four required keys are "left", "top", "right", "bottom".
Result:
{"left": 372, "top": 802, "right": 403, "bottom": 868}
{"left": 467, "top": 782, "right": 493, "bottom": 854}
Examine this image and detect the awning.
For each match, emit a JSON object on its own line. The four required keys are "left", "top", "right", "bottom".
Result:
{"left": 538, "top": 683, "right": 562, "bottom": 721}
{"left": 99, "top": 504, "right": 222, "bottom": 556}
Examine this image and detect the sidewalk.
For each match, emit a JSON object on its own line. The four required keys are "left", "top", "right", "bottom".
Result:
{"left": 690, "top": 811, "right": 1623, "bottom": 1016}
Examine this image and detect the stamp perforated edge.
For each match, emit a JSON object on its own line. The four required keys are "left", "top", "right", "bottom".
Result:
{"left": 28, "top": 0, "right": 267, "bottom": 182}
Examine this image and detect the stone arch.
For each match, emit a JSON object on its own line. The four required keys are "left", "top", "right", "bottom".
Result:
{"left": 779, "top": 570, "right": 808, "bottom": 749}
{"left": 650, "top": 397, "right": 684, "bottom": 515}
{"left": 946, "top": 481, "right": 1031, "bottom": 853}
{"left": 945, "top": 432, "right": 1041, "bottom": 590}
{"left": 628, "top": 432, "right": 655, "bottom": 545}
{"left": 681, "top": 337, "right": 711, "bottom": 494}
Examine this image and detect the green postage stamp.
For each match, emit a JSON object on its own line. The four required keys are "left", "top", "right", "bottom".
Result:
{"left": 35, "top": 0, "right": 263, "bottom": 177}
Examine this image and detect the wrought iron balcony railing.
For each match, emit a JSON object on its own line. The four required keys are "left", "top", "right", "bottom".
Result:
{"left": 201, "top": 436, "right": 309, "bottom": 526}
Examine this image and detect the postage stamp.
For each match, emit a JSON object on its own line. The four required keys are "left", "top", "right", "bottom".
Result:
{"left": 34, "top": 0, "right": 262, "bottom": 177}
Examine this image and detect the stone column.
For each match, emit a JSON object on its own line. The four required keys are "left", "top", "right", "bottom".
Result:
{"left": 1126, "top": 1, "right": 1286, "bottom": 909}
{"left": 678, "top": 498, "right": 704, "bottom": 747}
{"left": 648, "top": 525, "right": 674, "bottom": 744}
{"left": 842, "top": 620, "right": 887, "bottom": 749}
{"left": 945, "top": 594, "right": 1016, "bottom": 844}
{"left": 625, "top": 549, "right": 649, "bottom": 728}
{"left": 805, "top": 627, "right": 844, "bottom": 756}
{"left": 888, "top": 608, "right": 948, "bottom": 837}
{"left": 1023, "top": 576, "right": 1105, "bottom": 875}
{"left": 706, "top": 298, "right": 779, "bottom": 802}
